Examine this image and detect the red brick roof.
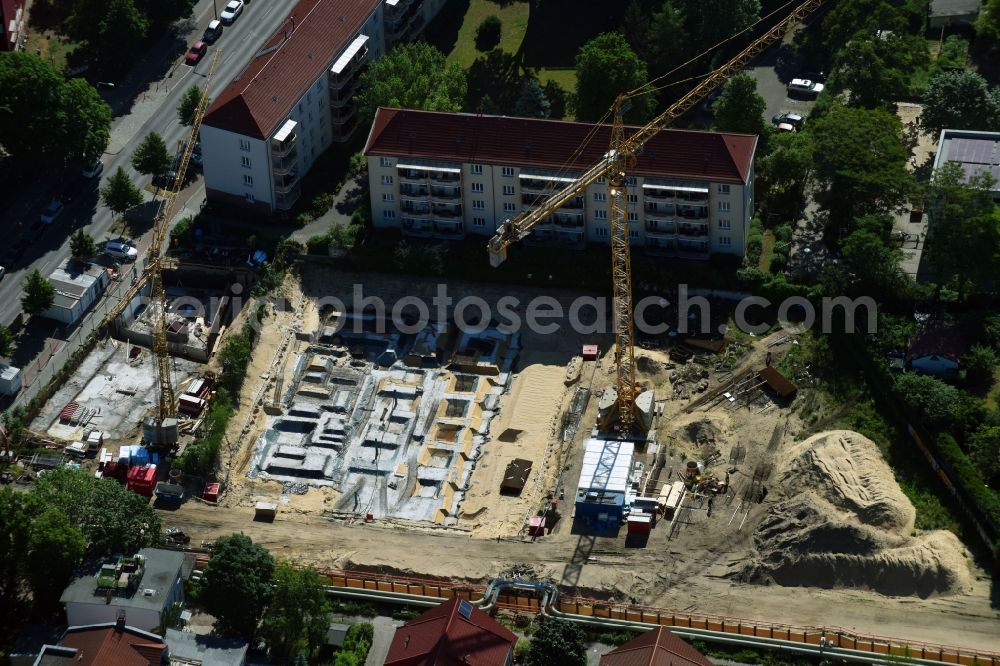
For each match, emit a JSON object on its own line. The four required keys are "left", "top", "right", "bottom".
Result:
{"left": 365, "top": 108, "right": 757, "bottom": 184}
{"left": 58, "top": 624, "right": 167, "bottom": 666}
{"left": 600, "top": 627, "right": 713, "bottom": 666}
{"left": 203, "top": 0, "right": 380, "bottom": 139}
{"left": 384, "top": 597, "right": 517, "bottom": 666}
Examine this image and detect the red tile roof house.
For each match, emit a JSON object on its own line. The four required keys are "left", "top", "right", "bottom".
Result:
{"left": 363, "top": 108, "right": 758, "bottom": 260}
{"left": 599, "top": 626, "right": 714, "bottom": 666}
{"left": 0, "top": 0, "right": 25, "bottom": 51}
{"left": 200, "top": 0, "right": 448, "bottom": 215}
{"left": 907, "top": 324, "right": 968, "bottom": 378}
{"left": 383, "top": 597, "right": 517, "bottom": 666}
{"left": 32, "top": 619, "right": 168, "bottom": 666}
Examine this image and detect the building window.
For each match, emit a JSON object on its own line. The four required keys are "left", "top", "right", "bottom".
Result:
{"left": 595, "top": 210, "right": 608, "bottom": 220}
{"left": 719, "top": 236, "right": 732, "bottom": 246}
{"left": 298, "top": 103, "right": 303, "bottom": 113}
{"left": 718, "top": 201, "right": 731, "bottom": 212}
{"left": 471, "top": 164, "right": 483, "bottom": 175}
{"left": 596, "top": 227, "right": 608, "bottom": 238}
{"left": 241, "top": 156, "right": 252, "bottom": 168}
{"left": 244, "top": 192, "right": 255, "bottom": 203}
{"left": 503, "top": 202, "right": 516, "bottom": 213}
{"left": 629, "top": 229, "right": 639, "bottom": 239}
{"left": 624, "top": 176, "right": 637, "bottom": 187}
{"left": 502, "top": 185, "right": 515, "bottom": 196}
{"left": 383, "top": 210, "right": 396, "bottom": 219}
{"left": 502, "top": 166, "right": 514, "bottom": 177}
{"left": 718, "top": 219, "right": 731, "bottom": 230}
{"left": 472, "top": 200, "right": 485, "bottom": 210}
{"left": 471, "top": 182, "right": 484, "bottom": 193}
{"left": 628, "top": 194, "right": 638, "bottom": 204}
{"left": 383, "top": 193, "right": 394, "bottom": 203}
{"left": 628, "top": 211, "right": 638, "bottom": 222}
{"left": 594, "top": 192, "right": 607, "bottom": 202}
{"left": 239, "top": 139, "right": 251, "bottom": 152}
{"left": 382, "top": 175, "right": 394, "bottom": 186}
{"left": 718, "top": 184, "right": 731, "bottom": 194}
{"left": 473, "top": 217, "right": 486, "bottom": 227}
{"left": 597, "top": 176, "right": 606, "bottom": 184}
{"left": 243, "top": 174, "right": 254, "bottom": 186}
{"left": 380, "top": 157, "right": 392, "bottom": 167}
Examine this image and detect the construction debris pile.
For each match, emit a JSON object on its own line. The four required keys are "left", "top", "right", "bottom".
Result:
{"left": 739, "top": 430, "right": 971, "bottom": 597}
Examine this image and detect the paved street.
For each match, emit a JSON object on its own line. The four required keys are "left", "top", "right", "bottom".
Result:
{"left": 0, "top": 0, "right": 300, "bottom": 329}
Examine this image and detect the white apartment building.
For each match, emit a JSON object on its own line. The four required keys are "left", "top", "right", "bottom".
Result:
{"left": 201, "top": 0, "right": 446, "bottom": 214}
{"left": 364, "top": 109, "right": 758, "bottom": 259}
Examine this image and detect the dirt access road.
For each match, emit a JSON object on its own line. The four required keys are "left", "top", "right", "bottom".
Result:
{"left": 167, "top": 500, "right": 1000, "bottom": 652}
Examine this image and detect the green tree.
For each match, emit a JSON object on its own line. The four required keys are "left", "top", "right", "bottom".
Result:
{"left": 982, "top": 314, "right": 1000, "bottom": 350}
{"left": 0, "top": 324, "right": 13, "bottom": 357}
{"left": 924, "top": 161, "right": 1000, "bottom": 296}
{"left": 809, "top": 103, "right": 914, "bottom": 234}
{"left": 70, "top": 230, "right": 96, "bottom": 261}
{"left": 466, "top": 49, "right": 523, "bottom": 113}
{"left": 527, "top": 618, "right": 587, "bottom": 666}
{"left": 678, "top": 0, "right": 760, "bottom": 57}
{"left": 20, "top": 269, "right": 55, "bottom": 315}
{"left": 260, "top": 562, "right": 332, "bottom": 663}
{"left": 757, "top": 130, "right": 814, "bottom": 215}
{"left": 543, "top": 80, "right": 568, "bottom": 119}
{"left": 132, "top": 132, "right": 173, "bottom": 178}
{"left": 832, "top": 34, "right": 927, "bottom": 109}
{"left": 177, "top": 85, "right": 209, "bottom": 126}
{"left": 25, "top": 508, "right": 85, "bottom": 609}
{"left": 135, "top": 0, "right": 195, "bottom": 28}
{"left": 66, "top": 0, "right": 149, "bottom": 63}
{"left": 624, "top": 0, "right": 688, "bottom": 77}
{"left": 963, "top": 345, "right": 998, "bottom": 387}
{"left": 358, "top": 42, "right": 466, "bottom": 122}
{"left": 0, "top": 488, "right": 36, "bottom": 608}
{"left": 835, "top": 216, "right": 905, "bottom": 296}
{"left": 893, "top": 372, "right": 985, "bottom": 438}
{"left": 921, "top": 70, "right": 1000, "bottom": 136}
{"left": 33, "top": 467, "right": 161, "bottom": 554}
{"left": 475, "top": 15, "right": 502, "bottom": 51}
{"left": 514, "top": 77, "right": 551, "bottom": 118}
{"left": 201, "top": 534, "right": 275, "bottom": 638}
{"left": 976, "top": 0, "right": 1000, "bottom": 43}
{"left": 820, "top": 0, "right": 908, "bottom": 57}
{"left": 969, "top": 426, "right": 1000, "bottom": 487}
{"left": 101, "top": 166, "right": 144, "bottom": 219}
{"left": 217, "top": 330, "right": 253, "bottom": 394}
{"left": 0, "top": 53, "right": 111, "bottom": 170}
{"left": 574, "top": 32, "right": 655, "bottom": 123}
{"left": 712, "top": 73, "right": 767, "bottom": 135}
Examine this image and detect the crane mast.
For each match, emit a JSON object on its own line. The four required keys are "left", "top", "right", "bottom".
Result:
{"left": 141, "top": 48, "right": 222, "bottom": 447}
{"left": 487, "top": 0, "right": 825, "bottom": 434}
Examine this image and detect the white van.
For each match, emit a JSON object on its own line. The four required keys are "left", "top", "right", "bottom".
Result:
{"left": 787, "top": 78, "right": 824, "bottom": 96}
{"left": 104, "top": 240, "right": 139, "bottom": 261}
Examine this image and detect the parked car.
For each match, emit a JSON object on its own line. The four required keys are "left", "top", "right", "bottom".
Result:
{"left": 154, "top": 169, "right": 179, "bottom": 188}
{"left": 104, "top": 240, "right": 139, "bottom": 261}
{"left": 787, "top": 78, "right": 824, "bottom": 97}
{"left": 186, "top": 41, "right": 207, "bottom": 65}
{"left": 220, "top": 0, "right": 244, "bottom": 24}
{"left": 771, "top": 112, "right": 804, "bottom": 130}
{"left": 203, "top": 19, "right": 223, "bottom": 43}
{"left": 82, "top": 158, "right": 104, "bottom": 179}
{"left": 40, "top": 199, "right": 64, "bottom": 224}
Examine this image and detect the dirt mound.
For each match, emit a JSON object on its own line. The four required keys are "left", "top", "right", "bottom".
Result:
{"left": 740, "top": 430, "right": 971, "bottom": 597}
{"left": 781, "top": 431, "right": 914, "bottom": 533}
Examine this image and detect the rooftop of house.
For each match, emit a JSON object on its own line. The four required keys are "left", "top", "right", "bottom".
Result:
{"left": 934, "top": 129, "right": 1000, "bottom": 188}
{"left": 163, "top": 628, "right": 248, "bottom": 666}
{"left": 202, "top": 0, "right": 380, "bottom": 139}
{"left": 907, "top": 324, "right": 968, "bottom": 363}
{"left": 37, "top": 622, "right": 167, "bottom": 666}
{"left": 384, "top": 597, "right": 517, "bottom": 666}
{"left": 928, "top": 0, "right": 981, "bottom": 17}
{"left": 60, "top": 548, "right": 188, "bottom": 611}
{"left": 599, "top": 626, "right": 713, "bottom": 666}
{"left": 364, "top": 108, "right": 758, "bottom": 184}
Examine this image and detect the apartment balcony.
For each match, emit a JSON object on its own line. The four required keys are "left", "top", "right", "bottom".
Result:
{"left": 645, "top": 202, "right": 675, "bottom": 216}
{"left": 387, "top": 1, "right": 425, "bottom": 44}
{"left": 643, "top": 187, "right": 672, "bottom": 200}
{"left": 677, "top": 206, "right": 709, "bottom": 220}
{"left": 330, "top": 35, "right": 369, "bottom": 88}
{"left": 521, "top": 193, "right": 548, "bottom": 208}
{"left": 645, "top": 221, "right": 676, "bottom": 236}
{"left": 430, "top": 186, "right": 461, "bottom": 200}
{"left": 520, "top": 178, "right": 551, "bottom": 193}
{"left": 562, "top": 196, "right": 585, "bottom": 210}
{"left": 428, "top": 170, "right": 460, "bottom": 184}
{"left": 527, "top": 227, "right": 585, "bottom": 248}
{"left": 678, "top": 193, "right": 709, "bottom": 204}
{"left": 331, "top": 115, "right": 360, "bottom": 142}
{"left": 331, "top": 105, "right": 357, "bottom": 127}
{"left": 677, "top": 239, "right": 710, "bottom": 257}
{"left": 552, "top": 214, "right": 584, "bottom": 228}
{"left": 330, "top": 79, "right": 362, "bottom": 107}
{"left": 400, "top": 185, "right": 429, "bottom": 199}
{"left": 274, "top": 184, "right": 302, "bottom": 211}
{"left": 644, "top": 238, "right": 677, "bottom": 256}
{"left": 677, "top": 223, "right": 709, "bottom": 237}
{"left": 432, "top": 204, "right": 462, "bottom": 218}
{"left": 274, "top": 171, "right": 301, "bottom": 195}
{"left": 402, "top": 217, "right": 434, "bottom": 236}
{"left": 433, "top": 219, "right": 464, "bottom": 237}
{"left": 384, "top": 0, "right": 415, "bottom": 21}
{"left": 399, "top": 168, "right": 429, "bottom": 182}
{"left": 271, "top": 149, "right": 298, "bottom": 174}
{"left": 271, "top": 120, "right": 298, "bottom": 157}
{"left": 401, "top": 204, "right": 432, "bottom": 217}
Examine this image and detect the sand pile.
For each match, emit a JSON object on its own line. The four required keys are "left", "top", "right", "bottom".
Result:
{"left": 740, "top": 430, "right": 971, "bottom": 597}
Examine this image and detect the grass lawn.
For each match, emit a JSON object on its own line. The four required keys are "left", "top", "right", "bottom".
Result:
{"left": 536, "top": 67, "right": 576, "bottom": 95}
{"left": 445, "top": 0, "right": 530, "bottom": 70}
{"left": 26, "top": 29, "right": 78, "bottom": 74}
{"left": 758, "top": 229, "right": 776, "bottom": 272}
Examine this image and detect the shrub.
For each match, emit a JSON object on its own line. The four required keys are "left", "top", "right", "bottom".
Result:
{"left": 475, "top": 15, "right": 502, "bottom": 51}
{"left": 333, "top": 622, "right": 374, "bottom": 666}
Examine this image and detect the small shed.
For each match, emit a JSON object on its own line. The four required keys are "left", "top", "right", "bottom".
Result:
{"left": 582, "top": 344, "right": 599, "bottom": 361}
{"left": 203, "top": 482, "right": 220, "bottom": 503}
{"left": 499, "top": 458, "right": 532, "bottom": 495}
{"left": 255, "top": 502, "right": 277, "bottom": 521}
{"left": 757, "top": 367, "right": 797, "bottom": 399}
{"left": 627, "top": 513, "right": 652, "bottom": 535}
{"left": 928, "top": 0, "right": 982, "bottom": 28}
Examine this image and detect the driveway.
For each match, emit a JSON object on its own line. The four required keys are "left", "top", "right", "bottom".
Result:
{"left": 745, "top": 40, "right": 821, "bottom": 126}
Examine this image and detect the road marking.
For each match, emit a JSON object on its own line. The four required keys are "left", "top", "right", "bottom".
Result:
{"left": 262, "top": 4, "right": 274, "bottom": 17}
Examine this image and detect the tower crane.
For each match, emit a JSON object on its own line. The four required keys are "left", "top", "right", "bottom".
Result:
{"left": 110, "top": 48, "right": 223, "bottom": 449}
{"left": 487, "top": 0, "right": 824, "bottom": 436}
